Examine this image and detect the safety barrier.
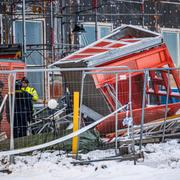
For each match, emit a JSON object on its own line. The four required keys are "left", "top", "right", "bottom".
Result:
{"left": 0, "top": 67, "right": 180, "bottom": 162}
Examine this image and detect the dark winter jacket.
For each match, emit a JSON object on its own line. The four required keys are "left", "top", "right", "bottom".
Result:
{"left": 13, "top": 90, "right": 33, "bottom": 138}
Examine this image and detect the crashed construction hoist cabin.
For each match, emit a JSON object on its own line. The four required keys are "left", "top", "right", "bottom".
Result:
{"left": 50, "top": 25, "right": 180, "bottom": 135}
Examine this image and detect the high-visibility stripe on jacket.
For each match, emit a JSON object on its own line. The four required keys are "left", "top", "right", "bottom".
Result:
{"left": 21, "top": 86, "right": 39, "bottom": 102}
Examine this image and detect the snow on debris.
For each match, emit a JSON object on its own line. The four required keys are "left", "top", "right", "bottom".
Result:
{"left": 0, "top": 140, "right": 180, "bottom": 180}
{"left": 142, "top": 139, "right": 180, "bottom": 169}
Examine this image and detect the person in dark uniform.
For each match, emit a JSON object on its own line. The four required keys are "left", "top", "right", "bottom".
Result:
{"left": 14, "top": 80, "right": 33, "bottom": 138}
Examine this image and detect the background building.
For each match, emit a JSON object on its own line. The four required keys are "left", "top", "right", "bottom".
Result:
{"left": 0, "top": 0, "right": 180, "bottom": 99}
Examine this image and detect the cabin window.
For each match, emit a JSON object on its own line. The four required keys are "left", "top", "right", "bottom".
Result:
{"left": 162, "top": 29, "right": 180, "bottom": 67}
{"left": 14, "top": 20, "right": 45, "bottom": 99}
{"left": 80, "top": 22, "right": 113, "bottom": 46}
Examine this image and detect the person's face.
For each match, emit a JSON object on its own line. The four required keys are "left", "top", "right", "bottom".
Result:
{"left": 21, "top": 81, "right": 28, "bottom": 88}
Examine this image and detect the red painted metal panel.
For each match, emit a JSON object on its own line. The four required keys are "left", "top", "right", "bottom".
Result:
{"left": 92, "top": 44, "right": 173, "bottom": 88}
{"left": 100, "top": 75, "right": 143, "bottom": 111}
{"left": 0, "top": 54, "right": 17, "bottom": 59}
{"left": 137, "top": 53, "right": 163, "bottom": 69}
{"left": 80, "top": 48, "right": 108, "bottom": 54}
{"left": 96, "top": 102, "right": 180, "bottom": 134}
{"left": 108, "top": 43, "right": 125, "bottom": 48}
{"left": 121, "top": 39, "right": 139, "bottom": 43}
{"left": 94, "top": 41, "right": 112, "bottom": 47}
{"left": 92, "top": 43, "right": 180, "bottom": 135}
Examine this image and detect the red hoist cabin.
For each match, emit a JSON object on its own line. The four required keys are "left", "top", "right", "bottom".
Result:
{"left": 51, "top": 25, "right": 180, "bottom": 135}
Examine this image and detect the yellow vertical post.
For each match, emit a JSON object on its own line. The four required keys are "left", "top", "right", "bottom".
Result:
{"left": 72, "top": 91, "right": 79, "bottom": 157}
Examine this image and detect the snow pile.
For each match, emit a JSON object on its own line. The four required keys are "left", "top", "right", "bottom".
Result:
{"left": 142, "top": 139, "right": 180, "bottom": 169}
{"left": 0, "top": 140, "right": 180, "bottom": 180}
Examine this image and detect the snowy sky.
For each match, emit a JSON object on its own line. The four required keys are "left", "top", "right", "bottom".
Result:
{"left": 1, "top": 140, "right": 180, "bottom": 180}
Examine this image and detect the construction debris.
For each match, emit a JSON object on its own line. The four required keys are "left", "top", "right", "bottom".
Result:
{"left": 51, "top": 25, "right": 180, "bottom": 135}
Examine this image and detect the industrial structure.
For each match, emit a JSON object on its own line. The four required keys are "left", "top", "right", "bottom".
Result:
{"left": 51, "top": 24, "right": 180, "bottom": 135}
{"left": 0, "top": 0, "right": 180, "bottom": 162}
{"left": 0, "top": 0, "right": 180, "bottom": 99}
{"left": 0, "top": 1, "right": 180, "bottom": 137}
{"left": 0, "top": 1, "right": 180, "bottom": 60}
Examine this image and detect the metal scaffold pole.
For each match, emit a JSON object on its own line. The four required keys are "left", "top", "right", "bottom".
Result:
{"left": 22, "top": 0, "right": 27, "bottom": 62}
{"left": 50, "top": 0, "right": 54, "bottom": 63}
{"left": 92, "top": 0, "right": 98, "bottom": 41}
{"left": 141, "top": 0, "right": 145, "bottom": 28}
{"left": 139, "top": 70, "right": 148, "bottom": 150}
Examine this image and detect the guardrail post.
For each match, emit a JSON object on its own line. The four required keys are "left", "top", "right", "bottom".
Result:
{"left": 115, "top": 73, "right": 118, "bottom": 154}
{"left": 162, "top": 69, "right": 170, "bottom": 142}
{"left": 139, "top": 70, "right": 148, "bottom": 150}
{"left": 8, "top": 73, "right": 16, "bottom": 164}
{"left": 72, "top": 91, "right": 79, "bottom": 158}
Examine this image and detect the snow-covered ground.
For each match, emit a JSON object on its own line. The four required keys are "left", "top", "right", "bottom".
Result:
{"left": 1, "top": 140, "right": 180, "bottom": 180}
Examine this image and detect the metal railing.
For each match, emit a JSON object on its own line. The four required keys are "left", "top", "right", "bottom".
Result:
{"left": 0, "top": 66, "right": 180, "bottom": 163}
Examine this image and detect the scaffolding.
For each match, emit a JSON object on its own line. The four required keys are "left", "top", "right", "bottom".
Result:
{"left": 0, "top": 0, "right": 179, "bottom": 65}
{"left": 0, "top": 0, "right": 179, "bottom": 101}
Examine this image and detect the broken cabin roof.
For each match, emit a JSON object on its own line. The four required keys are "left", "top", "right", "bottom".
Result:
{"left": 50, "top": 25, "right": 162, "bottom": 67}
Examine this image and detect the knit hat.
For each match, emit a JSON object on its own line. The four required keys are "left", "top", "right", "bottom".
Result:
{"left": 21, "top": 77, "right": 29, "bottom": 84}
